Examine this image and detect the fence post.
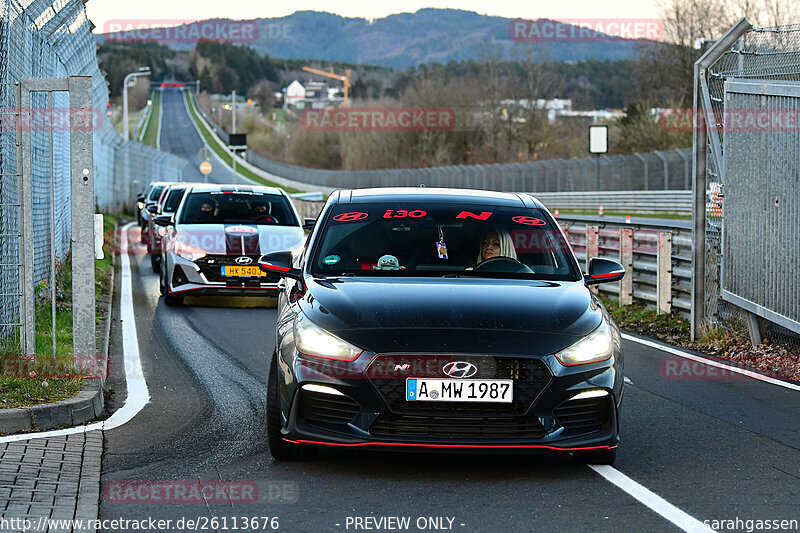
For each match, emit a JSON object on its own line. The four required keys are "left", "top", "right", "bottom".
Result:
{"left": 586, "top": 225, "right": 599, "bottom": 294}
{"left": 69, "top": 76, "right": 96, "bottom": 361}
{"left": 17, "top": 82, "right": 36, "bottom": 355}
{"left": 657, "top": 231, "right": 672, "bottom": 314}
{"left": 619, "top": 228, "right": 633, "bottom": 306}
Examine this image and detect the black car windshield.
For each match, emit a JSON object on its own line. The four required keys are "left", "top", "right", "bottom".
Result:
{"left": 148, "top": 185, "right": 165, "bottom": 202}
{"left": 162, "top": 188, "right": 187, "bottom": 214}
{"left": 178, "top": 191, "right": 298, "bottom": 226}
{"left": 311, "top": 203, "right": 580, "bottom": 281}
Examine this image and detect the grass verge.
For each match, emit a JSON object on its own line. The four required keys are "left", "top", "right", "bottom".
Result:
{"left": 0, "top": 213, "right": 122, "bottom": 409}
{"left": 141, "top": 91, "right": 161, "bottom": 147}
{"left": 183, "top": 91, "right": 302, "bottom": 193}
{"left": 600, "top": 295, "right": 800, "bottom": 382}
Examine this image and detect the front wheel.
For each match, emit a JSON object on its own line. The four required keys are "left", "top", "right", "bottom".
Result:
{"left": 161, "top": 264, "right": 183, "bottom": 306}
{"left": 267, "top": 354, "right": 312, "bottom": 461}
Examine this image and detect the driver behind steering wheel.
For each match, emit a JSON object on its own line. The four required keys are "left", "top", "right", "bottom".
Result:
{"left": 469, "top": 227, "right": 517, "bottom": 269}
{"left": 250, "top": 202, "right": 274, "bottom": 222}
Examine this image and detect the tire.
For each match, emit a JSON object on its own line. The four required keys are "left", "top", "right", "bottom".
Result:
{"left": 267, "top": 354, "right": 312, "bottom": 461}
{"left": 161, "top": 265, "right": 183, "bottom": 306}
{"left": 575, "top": 448, "right": 617, "bottom": 465}
{"left": 150, "top": 253, "right": 160, "bottom": 273}
{"left": 164, "top": 291, "right": 183, "bottom": 306}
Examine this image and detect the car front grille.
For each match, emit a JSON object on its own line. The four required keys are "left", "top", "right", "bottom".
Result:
{"left": 371, "top": 414, "right": 545, "bottom": 439}
{"left": 298, "top": 389, "right": 361, "bottom": 426}
{"left": 553, "top": 396, "right": 611, "bottom": 436}
{"left": 194, "top": 255, "right": 281, "bottom": 284}
{"left": 367, "top": 355, "right": 552, "bottom": 416}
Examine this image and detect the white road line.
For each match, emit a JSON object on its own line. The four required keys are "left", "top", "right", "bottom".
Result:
{"left": 103, "top": 222, "right": 150, "bottom": 429}
{"left": 624, "top": 376, "right": 633, "bottom": 385}
{"left": 0, "top": 223, "right": 149, "bottom": 443}
{"left": 591, "top": 466, "right": 715, "bottom": 532}
{"left": 622, "top": 333, "right": 800, "bottom": 393}
{"left": 156, "top": 89, "right": 163, "bottom": 150}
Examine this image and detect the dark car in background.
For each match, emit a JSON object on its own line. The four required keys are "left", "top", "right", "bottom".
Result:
{"left": 145, "top": 183, "right": 196, "bottom": 272}
{"left": 259, "top": 188, "right": 625, "bottom": 464}
{"left": 137, "top": 181, "right": 172, "bottom": 243}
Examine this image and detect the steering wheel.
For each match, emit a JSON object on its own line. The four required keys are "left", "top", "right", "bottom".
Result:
{"left": 253, "top": 215, "right": 278, "bottom": 224}
{"left": 473, "top": 256, "right": 534, "bottom": 274}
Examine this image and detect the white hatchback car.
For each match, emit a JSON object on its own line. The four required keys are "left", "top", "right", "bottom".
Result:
{"left": 154, "top": 184, "right": 308, "bottom": 306}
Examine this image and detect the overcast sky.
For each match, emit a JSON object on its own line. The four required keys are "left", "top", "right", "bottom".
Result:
{"left": 87, "top": 0, "right": 662, "bottom": 32}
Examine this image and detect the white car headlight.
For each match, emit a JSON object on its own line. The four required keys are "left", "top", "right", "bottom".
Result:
{"left": 174, "top": 241, "right": 206, "bottom": 262}
{"left": 294, "top": 314, "right": 363, "bottom": 361}
{"left": 554, "top": 320, "right": 614, "bottom": 366}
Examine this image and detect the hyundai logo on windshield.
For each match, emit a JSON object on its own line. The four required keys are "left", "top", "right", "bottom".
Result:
{"left": 442, "top": 361, "right": 478, "bottom": 379}
{"left": 235, "top": 256, "right": 253, "bottom": 265}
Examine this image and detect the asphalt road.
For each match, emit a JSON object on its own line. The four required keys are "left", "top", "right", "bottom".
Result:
{"left": 158, "top": 87, "right": 250, "bottom": 185}
{"left": 97, "top": 90, "right": 800, "bottom": 532}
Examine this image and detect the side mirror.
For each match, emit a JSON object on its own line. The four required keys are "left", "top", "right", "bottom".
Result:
{"left": 152, "top": 215, "right": 173, "bottom": 227}
{"left": 585, "top": 258, "right": 625, "bottom": 285}
{"left": 303, "top": 218, "right": 316, "bottom": 231}
{"left": 259, "top": 251, "right": 302, "bottom": 280}
{"left": 146, "top": 204, "right": 159, "bottom": 214}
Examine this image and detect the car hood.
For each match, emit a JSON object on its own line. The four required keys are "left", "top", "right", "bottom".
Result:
{"left": 300, "top": 277, "right": 603, "bottom": 356}
{"left": 173, "top": 224, "right": 304, "bottom": 255}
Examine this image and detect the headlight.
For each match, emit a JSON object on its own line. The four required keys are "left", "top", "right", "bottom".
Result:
{"left": 294, "top": 314, "right": 363, "bottom": 361}
{"left": 174, "top": 241, "right": 206, "bottom": 262}
{"left": 554, "top": 320, "right": 613, "bottom": 366}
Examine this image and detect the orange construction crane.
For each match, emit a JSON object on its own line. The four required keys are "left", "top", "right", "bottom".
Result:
{"left": 302, "top": 66, "right": 352, "bottom": 107}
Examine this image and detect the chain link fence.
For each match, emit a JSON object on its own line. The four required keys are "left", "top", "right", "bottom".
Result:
{"left": 194, "top": 100, "right": 691, "bottom": 193}
{"left": 243, "top": 148, "right": 690, "bottom": 193}
{"left": 695, "top": 19, "right": 800, "bottom": 350}
{"left": 0, "top": 0, "right": 186, "bottom": 346}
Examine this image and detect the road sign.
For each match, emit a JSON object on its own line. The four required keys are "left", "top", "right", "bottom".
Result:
{"left": 197, "top": 147, "right": 212, "bottom": 162}
{"left": 200, "top": 161, "right": 212, "bottom": 175}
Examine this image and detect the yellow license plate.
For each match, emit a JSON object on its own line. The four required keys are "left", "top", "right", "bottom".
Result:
{"left": 221, "top": 266, "right": 266, "bottom": 277}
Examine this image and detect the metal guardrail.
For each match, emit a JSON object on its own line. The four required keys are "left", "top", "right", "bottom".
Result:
{"left": 534, "top": 191, "right": 692, "bottom": 215}
{"left": 556, "top": 216, "right": 692, "bottom": 316}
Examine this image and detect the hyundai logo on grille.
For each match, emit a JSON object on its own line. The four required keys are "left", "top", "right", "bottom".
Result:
{"left": 235, "top": 256, "right": 253, "bottom": 265}
{"left": 442, "top": 361, "right": 478, "bottom": 379}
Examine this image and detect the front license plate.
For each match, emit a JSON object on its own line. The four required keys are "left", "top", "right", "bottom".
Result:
{"left": 406, "top": 378, "right": 513, "bottom": 403}
{"left": 221, "top": 266, "right": 266, "bottom": 277}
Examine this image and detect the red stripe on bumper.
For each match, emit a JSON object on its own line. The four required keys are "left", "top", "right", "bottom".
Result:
{"left": 283, "top": 438, "right": 617, "bottom": 451}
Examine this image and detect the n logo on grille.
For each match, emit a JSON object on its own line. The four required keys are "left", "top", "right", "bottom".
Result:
{"left": 442, "top": 361, "right": 478, "bottom": 379}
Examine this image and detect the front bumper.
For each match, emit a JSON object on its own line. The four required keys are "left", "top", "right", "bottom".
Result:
{"left": 278, "top": 352, "right": 622, "bottom": 453}
{"left": 166, "top": 253, "right": 282, "bottom": 296}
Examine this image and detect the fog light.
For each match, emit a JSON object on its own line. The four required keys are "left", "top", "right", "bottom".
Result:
{"left": 301, "top": 383, "right": 345, "bottom": 396}
{"left": 570, "top": 389, "right": 609, "bottom": 401}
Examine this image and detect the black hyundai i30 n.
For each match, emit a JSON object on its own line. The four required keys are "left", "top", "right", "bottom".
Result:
{"left": 260, "top": 188, "right": 625, "bottom": 464}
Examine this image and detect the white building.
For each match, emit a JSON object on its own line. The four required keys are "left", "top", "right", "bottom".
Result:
{"left": 285, "top": 80, "right": 306, "bottom": 102}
